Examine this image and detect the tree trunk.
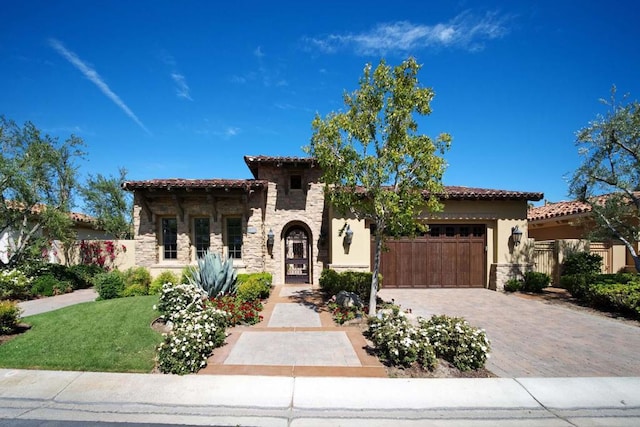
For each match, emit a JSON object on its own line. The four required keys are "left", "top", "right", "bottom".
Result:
{"left": 368, "top": 232, "right": 383, "bottom": 316}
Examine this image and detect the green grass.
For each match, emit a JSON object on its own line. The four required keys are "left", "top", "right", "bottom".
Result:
{"left": 0, "top": 295, "right": 163, "bottom": 373}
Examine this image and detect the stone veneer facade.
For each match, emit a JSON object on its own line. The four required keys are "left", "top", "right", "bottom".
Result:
{"left": 128, "top": 157, "right": 329, "bottom": 285}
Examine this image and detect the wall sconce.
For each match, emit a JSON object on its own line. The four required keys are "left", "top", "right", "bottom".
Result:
{"left": 511, "top": 225, "right": 523, "bottom": 247}
{"left": 267, "top": 229, "right": 275, "bottom": 247}
{"left": 344, "top": 224, "right": 354, "bottom": 245}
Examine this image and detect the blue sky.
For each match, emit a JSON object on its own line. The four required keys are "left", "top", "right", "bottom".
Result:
{"left": 2, "top": 0, "right": 639, "bottom": 208}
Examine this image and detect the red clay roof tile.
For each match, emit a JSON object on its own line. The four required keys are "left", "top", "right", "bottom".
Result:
{"left": 121, "top": 178, "right": 267, "bottom": 191}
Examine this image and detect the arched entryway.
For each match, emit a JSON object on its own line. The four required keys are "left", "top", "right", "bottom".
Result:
{"left": 284, "top": 225, "right": 311, "bottom": 284}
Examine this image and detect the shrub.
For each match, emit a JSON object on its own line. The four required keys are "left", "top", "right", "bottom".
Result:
{"left": 68, "top": 264, "right": 105, "bottom": 289}
{"left": 94, "top": 271, "right": 126, "bottom": 300}
{"left": 0, "top": 300, "right": 22, "bottom": 334}
{"left": 156, "top": 305, "right": 228, "bottom": 375}
{"left": 31, "top": 274, "right": 72, "bottom": 297}
{"left": 236, "top": 273, "right": 272, "bottom": 302}
{"left": 319, "top": 269, "right": 378, "bottom": 302}
{"left": 122, "top": 267, "right": 151, "bottom": 294}
{"left": 420, "top": 315, "right": 491, "bottom": 371}
{"left": 149, "top": 271, "right": 180, "bottom": 295}
{"left": 503, "top": 278, "right": 522, "bottom": 292}
{"left": 522, "top": 272, "right": 551, "bottom": 293}
{"left": 327, "top": 300, "right": 363, "bottom": 325}
{"left": 562, "top": 251, "right": 602, "bottom": 276}
{"left": 587, "top": 282, "right": 640, "bottom": 317}
{"left": 0, "top": 268, "right": 32, "bottom": 300}
{"left": 209, "top": 295, "right": 263, "bottom": 325}
{"left": 23, "top": 262, "right": 99, "bottom": 291}
{"left": 366, "top": 308, "right": 437, "bottom": 370}
{"left": 156, "top": 282, "right": 204, "bottom": 319}
{"left": 121, "top": 283, "right": 149, "bottom": 297}
{"left": 155, "top": 281, "right": 229, "bottom": 375}
{"left": 559, "top": 273, "right": 596, "bottom": 298}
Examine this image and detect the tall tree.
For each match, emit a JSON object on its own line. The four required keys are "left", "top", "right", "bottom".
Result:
{"left": 307, "top": 57, "right": 451, "bottom": 314}
{"left": 79, "top": 168, "right": 133, "bottom": 239}
{"left": 569, "top": 87, "right": 640, "bottom": 272}
{"left": 0, "top": 116, "right": 85, "bottom": 267}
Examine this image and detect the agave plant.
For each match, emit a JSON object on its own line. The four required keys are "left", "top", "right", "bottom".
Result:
{"left": 187, "top": 251, "right": 238, "bottom": 298}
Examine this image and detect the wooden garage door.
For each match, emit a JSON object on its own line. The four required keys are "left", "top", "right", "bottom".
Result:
{"left": 375, "top": 225, "right": 486, "bottom": 288}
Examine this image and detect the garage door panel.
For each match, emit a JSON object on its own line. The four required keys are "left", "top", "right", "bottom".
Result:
{"left": 376, "top": 224, "right": 486, "bottom": 288}
{"left": 426, "top": 241, "right": 441, "bottom": 287}
{"left": 441, "top": 241, "right": 458, "bottom": 287}
{"left": 457, "top": 242, "right": 470, "bottom": 287}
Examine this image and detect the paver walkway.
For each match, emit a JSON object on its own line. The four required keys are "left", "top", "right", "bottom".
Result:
{"left": 199, "top": 284, "right": 386, "bottom": 377}
{"left": 379, "top": 288, "right": 640, "bottom": 378}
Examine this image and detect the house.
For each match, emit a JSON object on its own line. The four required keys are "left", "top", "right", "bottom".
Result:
{"left": 528, "top": 199, "right": 639, "bottom": 279}
{"left": 0, "top": 209, "right": 115, "bottom": 265}
{"left": 122, "top": 155, "right": 543, "bottom": 290}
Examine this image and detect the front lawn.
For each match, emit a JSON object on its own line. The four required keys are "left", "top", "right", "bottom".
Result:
{"left": 0, "top": 295, "right": 162, "bottom": 372}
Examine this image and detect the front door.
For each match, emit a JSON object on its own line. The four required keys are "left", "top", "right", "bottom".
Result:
{"left": 285, "top": 227, "right": 310, "bottom": 284}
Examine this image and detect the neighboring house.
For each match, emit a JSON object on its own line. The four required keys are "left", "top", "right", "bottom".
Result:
{"left": 528, "top": 199, "right": 639, "bottom": 279}
{"left": 123, "top": 155, "right": 543, "bottom": 290}
{"left": 0, "top": 210, "right": 115, "bottom": 265}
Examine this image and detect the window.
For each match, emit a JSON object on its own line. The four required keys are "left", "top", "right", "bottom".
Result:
{"left": 290, "top": 174, "right": 302, "bottom": 190}
{"left": 226, "top": 217, "right": 242, "bottom": 259}
{"left": 162, "top": 218, "right": 177, "bottom": 260}
{"left": 194, "top": 218, "right": 210, "bottom": 259}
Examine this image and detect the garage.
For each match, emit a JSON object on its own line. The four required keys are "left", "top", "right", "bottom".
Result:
{"left": 375, "top": 224, "right": 486, "bottom": 288}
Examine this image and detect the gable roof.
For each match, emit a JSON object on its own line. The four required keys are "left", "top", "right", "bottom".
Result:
{"left": 122, "top": 178, "right": 268, "bottom": 192}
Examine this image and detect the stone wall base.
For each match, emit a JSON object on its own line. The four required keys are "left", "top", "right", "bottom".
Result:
{"left": 489, "top": 263, "right": 533, "bottom": 291}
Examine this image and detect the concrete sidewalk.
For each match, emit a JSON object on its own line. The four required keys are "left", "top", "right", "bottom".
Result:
{"left": 1, "top": 369, "right": 640, "bottom": 426}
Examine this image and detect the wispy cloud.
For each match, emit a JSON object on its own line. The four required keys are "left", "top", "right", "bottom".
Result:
{"left": 231, "top": 47, "right": 288, "bottom": 87}
{"left": 253, "top": 46, "right": 265, "bottom": 58}
{"left": 49, "top": 38, "right": 151, "bottom": 134}
{"left": 161, "top": 51, "right": 193, "bottom": 101}
{"left": 171, "top": 73, "right": 193, "bottom": 100}
{"left": 303, "top": 11, "right": 510, "bottom": 55}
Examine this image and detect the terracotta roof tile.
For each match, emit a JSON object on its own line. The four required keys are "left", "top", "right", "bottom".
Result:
{"left": 439, "top": 186, "right": 543, "bottom": 201}
{"left": 122, "top": 178, "right": 267, "bottom": 191}
{"left": 528, "top": 200, "right": 592, "bottom": 221}
{"left": 528, "top": 191, "right": 640, "bottom": 221}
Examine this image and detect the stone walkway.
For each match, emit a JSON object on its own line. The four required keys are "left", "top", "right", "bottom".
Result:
{"left": 199, "top": 284, "right": 386, "bottom": 377}
{"left": 379, "top": 288, "right": 640, "bottom": 378}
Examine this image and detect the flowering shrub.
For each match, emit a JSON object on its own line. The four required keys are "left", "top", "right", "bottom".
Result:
{"left": 78, "top": 240, "right": 126, "bottom": 271}
{"left": 419, "top": 315, "right": 491, "bottom": 371}
{"left": 366, "top": 309, "right": 490, "bottom": 372}
{"left": 0, "top": 268, "right": 32, "bottom": 300}
{"left": 209, "top": 295, "right": 263, "bottom": 325}
{"left": 155, "top": 281, "right": 230, "bottom": 375}
{"left": 366, "top": 308, "right": 437, "bottom": 369}
{"left": 156, "top": 306, "right": 227, "bottom": 375}
{"left": 155, "top": 282, "right": 205, "bottom": 318}
{"left": 327, "top": 300, "right": 364, "bottom": 325}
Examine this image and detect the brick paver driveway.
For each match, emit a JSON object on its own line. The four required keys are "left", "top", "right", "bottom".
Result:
{"left": 378, "top": 288, "right": 640, "bottom": 377}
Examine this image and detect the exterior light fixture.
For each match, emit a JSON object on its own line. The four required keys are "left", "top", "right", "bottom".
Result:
{"left": 267, "top": 229, "right": 275, "bottom": 247}
{"left": 344, "top": 224, "right": 354, "bottom": 245}
{"left": 511, "top": 225, "right": 523, "bottom": 247}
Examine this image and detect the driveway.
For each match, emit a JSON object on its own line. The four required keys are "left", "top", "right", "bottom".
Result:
{"left": 378, "top": 288, "right": 640, "bottom": 378}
